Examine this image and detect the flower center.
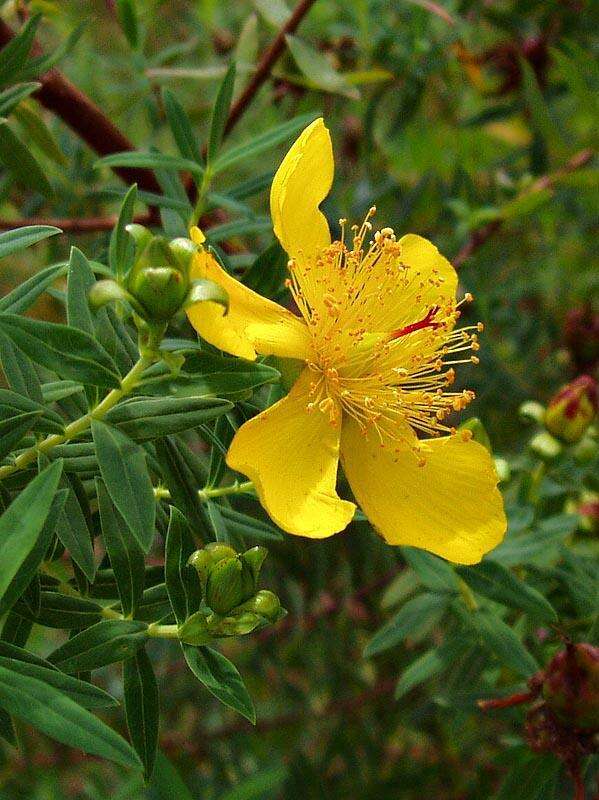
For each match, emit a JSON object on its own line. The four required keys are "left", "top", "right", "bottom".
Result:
{"left": 285, "top": 208, "right": 481, "bottom": 457}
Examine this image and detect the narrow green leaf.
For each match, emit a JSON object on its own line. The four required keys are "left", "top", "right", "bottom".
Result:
{"left": 182, "top": 644, "right": 255, "bottom": 723}
{"left": 0, "top": 387, "right": 65, "bottom": 433}
{"left": 124, "top": 647, "right": 159, "bottom": 778}
{"left": 0, "top": 225, "right": 61, "bottom": 259}
{"left": 395, "top": 637, "right": 466, "bottom": 699}
{"left": 150, "top": 750, "right": 195, "bottom": 800}
{"left": 0, "top": 315, "right": 121, "bottom": 388}
{"left": 364, "top": 593, "right": 449, "bottom": 658}
{"left": 0, "top": 81, "right": 41, "bottom": 116}
{"left": 0, "top": 460, "right": 63, "bottom": 603}
{"left": 92, "top": 420, "right": 156, "bottom": 552}
{"left": 218, "top": 506, "right": 283, "bottom": 543}
{"left": 96, "top": 151, "right": 203, "bottom": 175}
{"left": 457, "top": 560, "right": 558, "bottom": 623}
{"left": 105, "top": 395, "right": 232, "bottom": 441}
{"left": 116, "top": 0, "right": 140, "bottom": 49}
{"left": 0, "top": 262, "right": 67, "bottom": 313}
{"left": 0, "top": 16, "right": 40, "bottom": 88}
{"left": 55, "top": 474, "right": 96, "bottom": 582}
{"left": 0, "top": 120, "right": 53, "bottom": 197}
{"left": 162, "top": 90, "right": 202, "bottom": 165}
{"left": 0, "top": 332, "right": 43, "bottom": 401}
{"left": 165, "top": 506, "right": 201, "bottom": 625}
{"left": 0, "top": 665, "right": 141, "bottom": 768}
{"left": 67, "top": 247, "right": 96, "bottom": 335}
{"left": 400, "top": 547, "right": 459, "bottom": 593}
{"left": 212, "top": 112, "right": 318, "bottom": 175}
{"left": 0, "top": 654, "right": 117, "bottom": 709}
{"left": 207, "top": 62, "right": 236, "bottom": 165}
{"left": 470, "top": 609, "right": 539, "bottom": 677}
{"left": 48, "top": 619, "right": 149, "bottom": 673}
{"left": 0, "top": 488, "right": 67, "bottom": 617}
{"left": 155, "top": 437, "right": 206, "bottom": 533}
{"left": 97, "top": 479, "right": 145, "bottom": 617}
{"left": 109, "top": 183, "right": 137, "bottom": 277}
{"left": 285, "top": 35, "right": 359, "bottom": 99}
{"left": 13, "top": 592, "right": 103, "bottom": 629}
{"left": 0, "top": 410, "right": 41, "bottom": 460}
{"left": 12, "top": 101, "right": 66, "bottom": 166}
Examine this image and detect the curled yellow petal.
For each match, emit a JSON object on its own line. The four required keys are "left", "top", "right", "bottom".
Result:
{"left": 186, "top": 248, "right": 311, "bottom": 361}
{"left": 270, "top": 117, "right": 333, "bottom": 263}
{"left": 341, "top": 419, "right": 506, "bottom": 564}
{"left": 226, "top": 369, "right": 356, "bottom": 538}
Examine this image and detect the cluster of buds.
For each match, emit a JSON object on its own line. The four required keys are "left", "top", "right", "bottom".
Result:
{"left": 88, "top": 225, "right": 227, "bottom": 333}
{"left": 480, "top": 642, "right": 599, "bottom": 794}
{"left": 178, "top": 543, "right": 285, "bottom": 645}
{"left": 521, "top": 375, "right": 598, "bottom": 461}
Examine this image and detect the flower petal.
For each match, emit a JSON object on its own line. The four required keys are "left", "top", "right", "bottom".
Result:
{"left": 226, "top": 369, "right": 356, "bottom": 538}
{"left": 187, "top": 245, "right": 311, "bottom": 361}
{"left": 341, "top": 419, "right": 506, "bottom": 564}
{"left": 270, "top": 117, "right": 333, "bottom": 263}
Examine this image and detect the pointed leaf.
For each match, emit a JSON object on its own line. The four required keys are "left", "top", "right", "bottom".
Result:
{"left": 182, "top": 644, "right": 255, "bottom": 723}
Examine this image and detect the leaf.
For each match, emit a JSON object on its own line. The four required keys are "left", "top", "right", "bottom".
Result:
{"left": 219, "top": 765, "right": 288, "bottom": 800}
{"left": 0, "top": 488, "right": 67, "bottom": 617}
{"left": 150, "top": 750, "right": 195, "bottom": 800}
{"left": 123, "top": 647, "right": 159, "bottom": 778}
{"left": 182, "top": 644, "right": 255, "bottom": 723}
{"left": 211, "top": 112, "right": 318, "bottom": 175}
{"left": 207, "top": 62, "right": 236, "bottom": 165}
{"left": 96, "top": 151, "right": 203, "bottom": 175}
{"left": 0, "top": 315, "right": 121, "bottom": 388}
{"left": 0, "top": 653, "right": 117, "bottom": 709}
{"left": 162, "top": 90, "right": 202, "bottom": 166}
{"left": 97, "top": 479, "right": 145, "bottom": 617}
{"left": 0, "top": 664, "right": 141, "bottom": 768}
{"left": 0, "top": 120, "right": 53, "bottom": 197}
{"left": 54, "top": 474, "right": 96, "bottom": 582}
{"left": 155, "top": 437, "right": 206, "bottom": 533}
{"left": 48, "top": 619, "right": 149, "bottom": 673}
{"left": 364, "top": 593, "right": 449, "bottom": 658}
{"left": 12, "top": 101, "right": 67, "bottom": 166}
{"left": 0, "top": 387, "right": 65, "bottom": 433}
{"left": 0, "top": 16, "right": 40, "bottom": 88}
{"left": 116, "top": 0, "right": 140, "bottom": 49}
{"left": 13, "top": 592, "right": 103, "bottom": 629}
{"left": 252, "top": 0, "right": 290, "bottom": 27}
{"left": 0, "top": 332, "right": 43, "bottom": 401}
{"left": 400, "top": 547, "right": 459, "bottom": 593}
{"left": 469, "top": 609, "right": 539, "bottom": 678}
{"left": 0, "top": 225, "right": 61, "bottom": 259}
{"left": 109, "top": 184, "right": 137, "bottom": 277}
{"left": 67, "top": 246, "right": 96, "bottom": 335}
{"left": 457, "top": 560, "right": 557, "bottom": 623}
{"left": 395, "top": 638, "right": 467, "bottom": 699}
{"left": 164, "top": 506, "right": 201, "bottom": 625}
{"left": 0, "top": 411, "right": 41, "bottom": 460}
{"left": 144, "top": 350, "right": 280, "bottom": 400}
{"left": 285, "top": 35, "right": 359, "bottom": 99}
{"left": 105, "top": 396, "right": 232, "bottom": 441}
{"left": 92, "top": 420, "right": 156, "bottom": 552}
{"left": 0, "top": 262, "right": 67, "bottom": 313}
{"left": 0, "top": 460, "right": 63, "bottom": 604}
{"left": 0, "top": 81, "right": 40, "bottom": 116}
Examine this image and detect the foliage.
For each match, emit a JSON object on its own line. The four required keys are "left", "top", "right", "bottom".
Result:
{"left": 0, "top": 1, "right": 597, "bottom": 799}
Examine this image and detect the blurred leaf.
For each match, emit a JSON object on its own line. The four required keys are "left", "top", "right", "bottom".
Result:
{"left": 116, "top": 0, "right": 140, "bottom": 49}
{"left": 0, "top": 119, "right": 53, "bottom": 197}
{"left": 252, "top": 0, "right": 290, "bottom": 27}
{"left": 395, "top": 637, "right": 467, "bottom": 699}
{"left": 457, "top": 560, "right": 557, "bottom": 623}
{"left": 124, "top": 647, "right": 159, "bottom": 778}
{"left": 0, "top": 262, "right": 66, "bottom": 312}
{"left": 0, "top": 16, "right": 40, "bottom": 88}
{"left": 182, "top": 644, "right": 255, "bottom": 723}
{"left": 207, "top": 62, "right": 236, "bottom": 165}
{"left": 162, "top": 90, "right": 202, "bottom": 166}
{"left": 219, "top": 765, "right": 288, "bottom": 800}
{"left": 48, "top": 619, "right": 149, "bottom": 673}
{"left": 468, "top": 609, "right": 538, "bottom": 677}
{"left": 286, "top": 35, "right": 359, "bottom": 99}
{"left": 92, "top": 420, "right": 156, "bottom": 552}
{"left": 364, "top": 593, "right": 449, "bottom": 657}
{"left": 400, "top": 547, "right": 459, "bottom": 593}
{"left": 0, "top": 664, "right": 141, "bottom": 768}
{"left": 13, "top": 101, "right": 67, "bottom": 166}
{"left": 149, "top": 750, "right": 195, "bottom": 800}
{"left": 96, "top": 151, "right": 203, "bottom": 175}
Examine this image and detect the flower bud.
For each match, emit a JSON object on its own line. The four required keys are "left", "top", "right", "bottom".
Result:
{"left": 189, "top": 543, "right": 238, "bottom": 591}
{"left": 544, "top": 375, "right": 598, "bottom": 443}
{"left": 542, "top": 643, "right": 599, "bottom": 732}
{"left": 519, "top": 400, "right": 545, "bottom": 425}
{"left": 129, "top": 266, "right": 189, "bottom": 322}
{"left": 204, "top": 556, "right": 255, "bottom": 615}
{"left": 241, "top": 546, "right": 268, "bottom": 584}
{"left": 242, "top": 589, "right": 282, "bottom": 622}
{"left": 529, "top": 431, "right": 562, "bottom": 460}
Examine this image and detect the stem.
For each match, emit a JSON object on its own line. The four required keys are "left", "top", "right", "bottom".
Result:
{"left": 154, "top": 480, "right": 255, "bottom": 503}
{"left": 0, "top": 355, "right": 152, "bottom": 481}
{"left": 190, "top": 167, "right": 213, "bottom": 227}
{"left": 477, "top": 692, "right": 532, "bottom": 711}
{"left": 147, "top": 623, "right": 180, "bottom": 639}
{"left": 457, "top": 576, "right": 479, "bottom": 612}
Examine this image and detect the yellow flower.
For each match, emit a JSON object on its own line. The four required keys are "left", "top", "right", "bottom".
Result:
{"left": 187, "top": 118, "right": 506, "bottom": 564}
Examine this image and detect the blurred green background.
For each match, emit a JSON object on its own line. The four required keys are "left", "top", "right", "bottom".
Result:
{"left": 0, "top": 0, "right": 597, "bottom": 798}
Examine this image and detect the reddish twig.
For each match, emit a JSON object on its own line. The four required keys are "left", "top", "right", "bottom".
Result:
{"left": 477, "top": 691, "right": 533, "bottom": 711}
{"left": 452, "top": 147, "right": 594, "bottom": 269}
{"left": 223, "top": 0, "right": 319, "bottom": 137}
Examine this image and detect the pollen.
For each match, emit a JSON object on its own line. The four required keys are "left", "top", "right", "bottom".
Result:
{"left": 286, "top": 210, "right": 481, "bottom": 445}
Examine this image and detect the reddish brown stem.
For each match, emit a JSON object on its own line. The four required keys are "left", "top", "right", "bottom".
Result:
{"left": 477, "top": 691, "right": 533, "bottom": 711}
{"left": 223, "top": 0, "right": 319, "bottom": 138}
{"left": 571, "top": 767, "right": 585, "bottom": 800}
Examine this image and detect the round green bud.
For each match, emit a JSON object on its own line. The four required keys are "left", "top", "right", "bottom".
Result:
{"left": 529, "top": 431, "right": 562, "bottom": 460}
{"left": 205, "top": 556, "right": 255, "bottom": 615}
{"left": 519, "top": 401, "right": 546, "bottom": 425}
{"left": 246, "top": 589, "right": 281, "bottom": 621}
{"left": 129, "top": 266, "right": 189, "bottom": 322}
